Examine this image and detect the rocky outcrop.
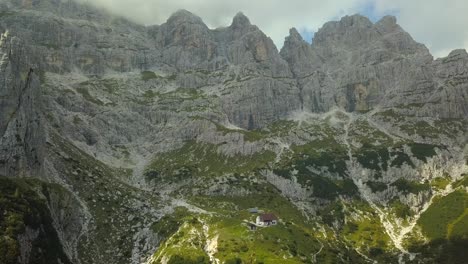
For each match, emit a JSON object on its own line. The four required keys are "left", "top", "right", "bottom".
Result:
{"left": 1, "top": 0, "right": 158, "bottom": 75}
{"left": 149, "top": 10, "right": 216, "bottom": 71}
{"left": 427, "top": 49, "right": 468, "bottom": 118}
{"left": 280, "top": 14, "right": 468, "bottom": 118}
{"left": 281, "top": 14, "right": 441, "bottom": 114}
{"left": 147, "top": 10, "right": 299, "bottom": 128}
{"left": 0, "top": 30, "right": 45, "bottom": 178}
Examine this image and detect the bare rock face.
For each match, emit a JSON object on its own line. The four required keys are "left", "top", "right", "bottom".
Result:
{"left": 2, "top": 2, "right": 465, "bottom": 132}
{"left": 1, "top": 0, "right": 158, "bottom": 75}
{"left": 148, "top": 9, "right": 299, "bottom": 129}
{"left": 280, "top": 27, "right": 322, "bottom": 79}
{"left": 428, "top": 49, "right": 468, "bottom": 118}
{"left": 149, "top": 10, "right": 217, "bottom": 70}
{"left": 213, "top": 12, "right": 299, "bottom": 129}
{"left": 281, "top": 14, "right": 443, "bottom": 114}
{"left": 0, "top": 30, "right": 45, "bottom": 178}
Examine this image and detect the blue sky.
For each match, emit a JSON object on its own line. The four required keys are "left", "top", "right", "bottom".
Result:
{"left": 298, "top": 30, "right": 314, "bottom": 44}
{"left": 359, "top": 1, "right": 386, "bottom": 22}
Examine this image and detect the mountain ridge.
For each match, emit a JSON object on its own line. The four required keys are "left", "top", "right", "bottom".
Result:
{"left": 2, "top": 1, "right": 466, "bottom": 129}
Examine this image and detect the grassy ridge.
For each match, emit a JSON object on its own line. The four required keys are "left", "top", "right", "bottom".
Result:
{"left": 145, "top": 141, "right": 275, "bottom": 182}
{"left": 152, "top": 193, "right": 379, "bottom": 264}
{"left": 418, "top": 190, "right": 468, "bottom": 240}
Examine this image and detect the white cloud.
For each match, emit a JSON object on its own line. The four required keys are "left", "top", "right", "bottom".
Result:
{"left": 373, "top": 0, "right": 468, "bottom": 58}
{"left": 82, "top": 0, "right": 467, "bottom": 58}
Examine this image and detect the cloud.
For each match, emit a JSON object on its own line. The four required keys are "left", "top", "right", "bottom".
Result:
{"left": 373, "top": 0, "right": 468, "bottom": 58}
{"left": 82, "top": 0, "right": 467, "bottom": 58}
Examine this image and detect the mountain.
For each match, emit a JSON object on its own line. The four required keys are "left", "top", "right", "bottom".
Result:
{"left": 0, "top": 0, "right": 467, "bottom": 264}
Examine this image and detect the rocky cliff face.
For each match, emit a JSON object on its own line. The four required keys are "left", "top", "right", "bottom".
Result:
{"left": 0, "top": 29, "right": 45, "bottom": 179}
{"left": 0, "top": 1, "right": 467, "bottom": 264}
{"left": 2, "top": 1, "right": 466, "bottom": 130}
{"left": 281, "top": 14, "right": 460, "bottom": 116}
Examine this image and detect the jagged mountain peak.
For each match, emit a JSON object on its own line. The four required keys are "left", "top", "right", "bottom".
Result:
{"left": 166, "top": 9, "right": 206, "bottom": 26}
{"left": 447, "top": 48, "right": 468, "bottom": 58}
{"left": 280, "top": 27, "right": 311, "bottom": 61}
{"left": 376, "top": 15, "right": 397, "bottom": 26}
{"left": 313, "top": 13, "right": 377, "bottom": 47}
{"left": 313, "top": 15, "right": 369, "bottom": 47}
{"left": 286, "top": 27, "right": 304, "bottom": 42}
{"left": 339, "top": 13, "right": 374, "bottom": 27}
{"left": 316, "top": 13, "right": 373, "bottom": 33}
{"left": 311, "top": 12, "right": 432, "bottom": 61}
{"left": 231, "top": 11, "right": 251, "bottom": 29}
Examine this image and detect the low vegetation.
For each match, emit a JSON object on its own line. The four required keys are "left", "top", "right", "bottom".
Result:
{"left": 409, "top": 143, "right": 438, "bottom": 162}
{"left": 391, "top": 178, "right": 431, "bottom": 194}
{"left": 141, "top": 71, "right": 159, "bottom": 81}
{"left": 0, "top": 178, "right": 71, "bottom": 264}
{"left": 76, "top": 87, "right": 105, "bottom": 106}
{"left": 145, "top": 140, "right": 275, "bottom": 183}
{"left": 418, "top": 190, "right": 468, "bottom": 240}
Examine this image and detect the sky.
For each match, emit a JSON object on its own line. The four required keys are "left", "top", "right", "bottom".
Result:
{"left": 83, "top": 0, "right": 468, "bottom": 58}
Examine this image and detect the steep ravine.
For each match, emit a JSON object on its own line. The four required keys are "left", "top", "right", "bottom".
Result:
{"left": 342, "top": 112, "right": 467, "bottom": 262}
